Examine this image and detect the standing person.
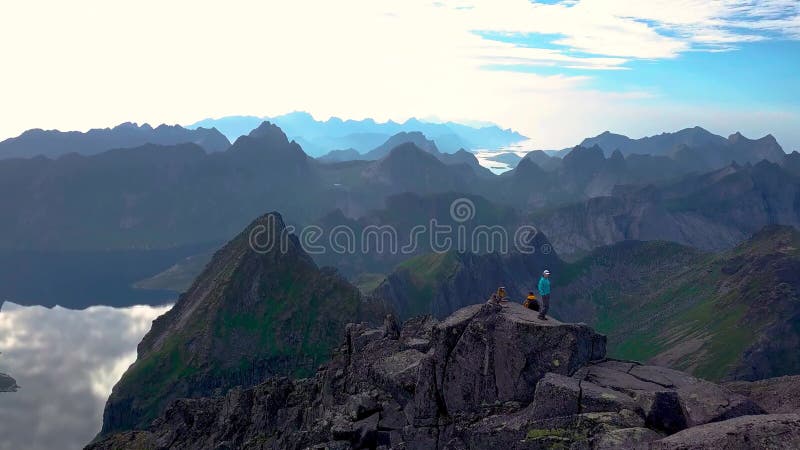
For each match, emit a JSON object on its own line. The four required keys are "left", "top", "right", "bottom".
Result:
{"left": 537, "top": 270, "right": 551, "bottom": 320}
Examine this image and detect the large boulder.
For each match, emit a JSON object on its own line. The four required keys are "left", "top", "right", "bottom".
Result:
{"left": 573, "top": 360, "right": 763, "bottom": 432}
{"left": 725, "top": 375, "right": 800, "bottom": 414}
{"left": 413, "top": 302, "right": 606, "bottom": 420}
{"left": 647, "top": 414, "right": 800, "bottom": 450}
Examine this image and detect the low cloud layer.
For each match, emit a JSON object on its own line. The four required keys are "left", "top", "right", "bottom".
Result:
{"left": 0, "top": 301, "right": 170, "bottom": 450}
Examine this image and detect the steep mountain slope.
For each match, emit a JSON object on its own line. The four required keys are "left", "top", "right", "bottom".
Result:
{"left": 0, "top": 122, "right": 230, "bottom": 158}
{"left": 556, "top": 225, "right": 800, "bottom": 381}
{"left": 99, "top": 212, "right": 388, "bottom": 435}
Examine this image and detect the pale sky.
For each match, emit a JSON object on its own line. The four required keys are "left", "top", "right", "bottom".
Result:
{"left": 1, "top": 0, "right": 799, "bottom": 150}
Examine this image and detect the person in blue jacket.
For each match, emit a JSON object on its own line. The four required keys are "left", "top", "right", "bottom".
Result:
{"left": 537, "top": 270, "right": 551, "bottom": 320}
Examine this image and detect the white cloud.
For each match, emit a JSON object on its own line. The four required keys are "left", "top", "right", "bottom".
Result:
{"left": 0, "top": 302, "right": 171, "bottom": 450}
{"left": 0, "top": 0, "right": 797, "bottom": 150}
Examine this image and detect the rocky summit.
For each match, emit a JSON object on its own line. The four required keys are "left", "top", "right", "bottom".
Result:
{"left": 87, "top": 301, "right": 800, "bottom": 450}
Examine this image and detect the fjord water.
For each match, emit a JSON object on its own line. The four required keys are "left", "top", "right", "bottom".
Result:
{"left": 0, "top": 301, "right": 170, "bottom": 450}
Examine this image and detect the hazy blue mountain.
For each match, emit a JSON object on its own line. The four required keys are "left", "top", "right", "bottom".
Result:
{"left": 362, "top": 131, "right": 439, "bottom": 159}
{"left": 784, "top": 151, "right": 800, "bottom": 176}
{"left": 0, "top": 122, "right": 230, "bottom": 159}
{"left": 580, "top": 126, "right": 728, "bottom": 157}
{"left": 486, "top": 151, "right": 523, "bottom": 167}
{"left": 578, "top": 127, "right": 786, "bottom": 169}
{"left": 319, "top": 131, "right": 492, "bottom": 176}
{"left": 0, "top": 123, "right": 496, "bottom": 253}
{"left": 187, "top": 111, "right": 526, "bottom": 156}
{"left": 316, "top": 148, "right": 360, "bottom": 163}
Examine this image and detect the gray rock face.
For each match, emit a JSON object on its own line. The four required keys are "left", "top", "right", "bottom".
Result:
{"left": 414, "top": 303, "right": 606, "bottom": 419}
{"left": 725, "top": 375, "right": 800, "bottom": 413}
{"left": 573, "top": 361, "right": 764, "bottom": 432}
{"left": 647, "top": 414, "right": 800, "bottom": 450}
{"left": 88, "top": 303, "right": 794, "bottom": 450}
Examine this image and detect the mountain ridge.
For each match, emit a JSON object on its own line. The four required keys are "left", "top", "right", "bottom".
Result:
{"left": 0, "top": 122, "right": 230, "bottom": 158}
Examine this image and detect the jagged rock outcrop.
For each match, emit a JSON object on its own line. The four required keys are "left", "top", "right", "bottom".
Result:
{"left": 0, "top": 372, "right": 19, "bottom": 392}
{"left": 648, "top": 414, "right": 800, "bottom": 450}
{"left": 725, "top": 375, "right": 800, "bottom": 414}
{"left": 89, "top": 302, "right": 787, "bottom": 450}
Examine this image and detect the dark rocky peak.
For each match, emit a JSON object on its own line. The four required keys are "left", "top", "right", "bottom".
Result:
{"left": 383, "top": 131, "right": 438, "bottom": 153}
{"left": 525, "top": 149, "right": 552, "bottom": 163}
{"left": 513, "top": 156, "right": 546, "bottom": 176}
{"left": 98, "top": 211, "right": 387, "bottom": 435}
{"left": 245, "top": 120, "right": 290, "bottom": 142}
{"left": 727, "top": 131, "right": 748, "bottom": 144}
{"left": 561, "top": 145, "right": 607, "bottom": 181}
{"left": 228, "top": 121, "right": 308, "bottom": 162}
{"left": 610, "top": 148, "right": 624, "bottom": 161}
{"left": 380, "top": 142, "right": 442, "bottom": 167}
{"left": 90, "top": 302, "right": 784, "bottom": 450}
{"left": 728, "top": 132, "right": 784, "bottom": 159}
{"left": 362, "top": 131, "right": 440, "bottom": 160}
{"left": 563, "top": 144, "right": 606, "bottom": 167}
{"left": 113, "top": 121, "right": 149, "bottom": 130}
{"left": 524, "top": 149, "right": 562, "bottom": 171}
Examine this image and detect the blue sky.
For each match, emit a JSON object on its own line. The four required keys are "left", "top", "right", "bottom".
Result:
{"left": 1, "top": 0, "right": 798, "bottom": 150}
{"left": 482, "top": 38, "right": 800, "bottom": 109}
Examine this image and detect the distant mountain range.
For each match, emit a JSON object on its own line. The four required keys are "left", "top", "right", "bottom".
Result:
{"left": 188, "top": 111, "right": 526, "bottom": 156}
{"left": 534, "top": 158, "right": 800, "bottom": 256}
{"left": 0, "top": 120, "right": 797, "bottom": 308}
{"left": 0, "top": 122, "right": 230, "bottom": 159}
{"left": 487, "top": 126, "right": 788, "bottom": 174}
